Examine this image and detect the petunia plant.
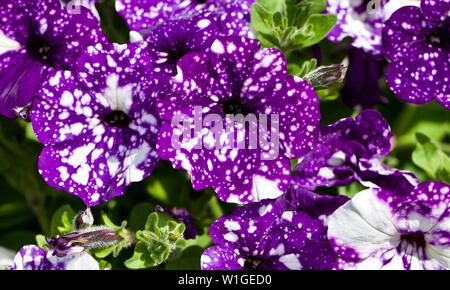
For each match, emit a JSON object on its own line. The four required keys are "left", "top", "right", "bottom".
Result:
{"left": 0, "top": 0, "right": 449, "bottom": 271}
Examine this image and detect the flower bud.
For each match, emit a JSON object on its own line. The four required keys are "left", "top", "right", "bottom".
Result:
{"left": 304, "top": 64, "right": 348, "bottom": 89}
{"left": 73, "top": 207, "right": 94, "bottom": 230}
{"left": 46, "top": 227, "right": 122, "bottom": 257}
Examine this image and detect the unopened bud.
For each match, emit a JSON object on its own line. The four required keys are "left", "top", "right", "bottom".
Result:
{"left": 46, "top": 227, "right": 122, "bottom": 257}
{"left": 304, "top": 64, "right": 348, "bottom": 89}
{"left": 73, "top": 207, "right": 94, "bottom": 230}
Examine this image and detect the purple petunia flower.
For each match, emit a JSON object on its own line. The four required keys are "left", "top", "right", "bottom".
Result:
{"left": 157, "top": 36, "right": 320, "bottom": 204}
{"left": 383, "top": 0, "right": 450, "bottom": 109}
{"left": 0, "top": 0, "right": 105, "bottom": 118}
{"left": 30, "top": 43, "right": 161, "bottom": 206}
{"left": 279, "top": 183, "right": 349, "bottom": 224}
{"left": 116, "top": 0, "right": 254, "bottom": 37}
{"left": 293, "top": 109, "right": 418, "bottom": 194}
{"left": 328, "top": 182, "right": 450, "bottom": 270}
{"left": 326, "top": 0, "right": 420, "bottom": 55}
{"left": 144, "top": 13, "right": 219, "bottom": 78}
{"left": 341, "top": 47, "right": 386, "bottom": 109}
{"left": 201, "top": 185, "right": 344, "bottom": 270}
{"left": 10, "top": 245, "right": 99, "bottom": 270}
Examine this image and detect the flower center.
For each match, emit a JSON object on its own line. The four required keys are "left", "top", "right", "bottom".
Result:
{"left": 103, "top": 110, "right": 132, "bottom": 128}
{"left": 426, "top": 26, "right": 450, "bottom": 50}
{"left": 26, "top": 36, "right": 52, "bottom": 65}
{"left": 167, "top": 49, "right": 188, "bottom": 69}
{"left": 399, "top": 232, "right": 427, "bottom": 249}
{"left": 222, "top": 100, "right": 250, "bottom": 115}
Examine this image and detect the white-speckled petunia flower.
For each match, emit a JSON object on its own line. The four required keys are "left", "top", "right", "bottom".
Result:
{"left": 157, "top": 36, "right": 320, "bottom": 204}
{"left": 10, "top": 245, "right": 99, "bottom": 270}
{"left": 326, "top": 0, "right": 421, "bottom": 55}
{"left": 328, "top": 182, "right": 450, "bottom": 270}
{"left": 31, "top": 43, "right": 161, "bottom": 206}
{"left": 0, "top": 0, "right": 106, "bottom": 118}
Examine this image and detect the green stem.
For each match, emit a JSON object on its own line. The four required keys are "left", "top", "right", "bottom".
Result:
{"left": 393, "top": 105, "right": 418, "bottom": 136}
{"left": 25, "top": 187, "right": 49, "bottom": 235}
{"left": 208, "top": 197, "right": 224, "bottom": 220}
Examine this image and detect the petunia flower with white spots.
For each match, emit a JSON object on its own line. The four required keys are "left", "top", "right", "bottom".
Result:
{"left": 157, "top": 36, "right": 320, "bottom": 204}
{"left": 31, "top": 43, "right": 161, "bottom": 206}
{"left": 294, "top": 110, "right": 418, "bottom": 194}
{"left": 201, "top": 185, "right": 344, "bottom": 270}
{"left": 10, "top": 244, "right": 99, "bottom": 270}
{"left": 326, "top": 0, "right": 421, "bottom": 55}
{"left": 383, "top": 0, "right": 450, "bottom": 110}
{"left": 0, "top": 0, "right": 106, "bottom": 118}
{"left": 115, "top": 0, "right": 254, "bottom": 37}
{"left": 328, "top": 182, "right": 450, "bottom": 270}
{"left": 143, "top": 13, "right": 219, "bottom": 78}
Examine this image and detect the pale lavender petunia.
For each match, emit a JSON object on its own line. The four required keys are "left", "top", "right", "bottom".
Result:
{"left": 157, "top": 36, "right": 320, "bottom": 204}
{"left": 383, "top": 0, "right": 450, "bottom": 109}
{"left": 31, "top": 43, "right": 161, "bottom": 206}
{"left": 0, "top": 0, "right": 105, "bottom": 118}
{"left": 328, "top": 182, "right": 450, "bottom": 270}
{"left": 326, "top": 0, "right": 421, "bottom": 55}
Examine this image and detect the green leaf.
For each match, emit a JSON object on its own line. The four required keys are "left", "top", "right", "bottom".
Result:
{"left": 289, "top": 58, "right": 317, "bottom": 77}
{"left": 35, "top": 234, "right": 49, "bottom": 251}
{"left": 291, "top": 14, "right": 337, "bottom": 49}
{"left": 250, "top": 0, "right": 285, "bottom": 35}
{"left": 338, "top": 183, "right": 365, "bottom": 198}
{"left": 412, "top": 133, "right": 450, "bottom": 182}
{"left": 50, "top": 205, "right": 75, "bottom": 236}
{"left": 92, "top": 246, "right": 115, "bottom": 259}
{"left": 97, "top": 259, "right": 112, "bottom": 270}
{"left": 125, "top": 212, "right": 186, "bottom": 269}
{"left": 124, "top": 240, "right": 170, "bottom": 269}
{"left": 251, "top": 0, "right": 336, "bottom": 52}
{"left": 144, "top": 212, "right": 161, "bottom": 234}
{"left": 146, "top": 179, "right": 169, "bottom": 203}
{"left": 287, "top": 0, "right": 326, "bottom": 27}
